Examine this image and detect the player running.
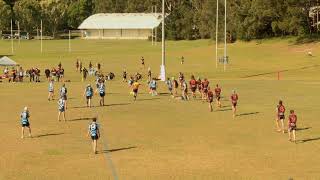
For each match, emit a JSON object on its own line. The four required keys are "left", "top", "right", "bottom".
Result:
{"left": 214, "top": 84, "right": 222, "bottom": 108}
{"left": 141, "top": 56, "right": 145, "bottom": 68}
{"left": 197, "top": 77, "right": 203, "bottom": 97}
{"left": 96, "top": 82, "right": 106, "bottom": 106}
{"left": 87, "top": 117, "right": 100, "bottom": 154}
{"left": 276, "top": 100, "right": 286, "bottom": 133}
{"left": 58, "top": 97, "right": 66, "bottom": 122}
{"left": 207, "top": 87, "right": 214, "bottom": 112}
{"left": 59, "top": 83, "right": 68, "bottom": 109}
{"left": 288, "top": 110, "right": 297, "bottom": 142}
{"left": 122, "top": 69, "right": 127, "bottom": 82}
{"left": 231, "top": 90, "right": 239, "bottom": 118}
{"left": 172, "top": 77, "right": 179, "bottom": 95}
{"left": 149, "top": 78, "right": 158, "bottom": 96}
{"left": 181, "top": 80, "right": 189, "bottom": 100}
{"left": 189, "top": 75, "right": 197, "bottom": 99}
{"left": 20, "top": 107, "right": 32, "bottom": 139}
{"left": 201, "top": 78, "right": 210, "bottom": 100}
{"left": 132, "top": 80, "right": 141, "bottom": 101}
{"left": 165, "top": 77, "right": 173, "bottom": 96}
{"left": 48, "top": 79, "right": 54, "bottom": 101}
{"left": 84, "top": 84, "right": 94, "bottom": 108}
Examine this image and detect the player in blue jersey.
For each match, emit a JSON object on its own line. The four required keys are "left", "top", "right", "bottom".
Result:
{"left": 48, "top": 79, "right": 54, "bottom": 101}
{"left": 149, "top": 78, "right": 158, "bottom": 96}
{"left": 57, "top": 97, "right": 66, "bottom": 122}
{"left": 165, "top": 77, "right": 173, "bottom": 96}
{"left": 20, "top": 107, "right": 32, "bottom": 139}
{"left": 87, "top": 117, "right": 100, "bottom": 154}
{"left": 84, "top": 84, "right": 94, "bottom": 108}
{"left": 59, "top": 83, "right": 68, "bottom": 109}
{"left": 96, "top": 82, "right": 106, "bottom": 106}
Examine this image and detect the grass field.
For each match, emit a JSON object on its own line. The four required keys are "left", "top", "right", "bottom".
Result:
{"left": 0, "top": 39, "right": 320, "bottom": 180}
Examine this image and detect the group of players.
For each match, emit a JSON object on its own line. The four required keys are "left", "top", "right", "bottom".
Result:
{"left": 18, "top": 57, "right": 299, "bottom": 156}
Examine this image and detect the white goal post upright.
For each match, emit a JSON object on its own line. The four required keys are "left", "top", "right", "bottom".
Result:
{"left": 215, "top": 0, "right": 228, "bottom": 72}
{"left": 160, "top": 0, "right": 166, "bottom": 81}
{"left": 224, "top": 0, "right": 227, "bottom": 72}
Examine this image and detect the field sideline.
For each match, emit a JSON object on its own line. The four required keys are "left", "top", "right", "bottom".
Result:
{"left": 0, "top": 39, "right": 320, "bottom": 179}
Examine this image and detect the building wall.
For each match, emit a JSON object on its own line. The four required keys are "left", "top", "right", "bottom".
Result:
{"left": 82, "top": 29, "right": 152, "bottom": 39}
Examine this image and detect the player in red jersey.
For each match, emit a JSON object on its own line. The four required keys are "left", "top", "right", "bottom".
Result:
{"left": 196, "top": 77, "right": 202, "bottom": 97}
{"left": 189, "top": 75, "right": 197, "bottom": 99}
{"left": 276, "top": 100, "right": 286, "bottom": 133}
{"left": 288, "top": 110, "right": 297, "bottom": 142}
{"left": 207, "top": 87, "right": 214, "bottom": 112}
{"left": 214, "top": 84, "right": 222, "bottom": 108}
{"left": 230, "top": 90, "right": 238, "bottom": 118}
{"left": 201, "top": 78, "right": 210, "bottom": 100}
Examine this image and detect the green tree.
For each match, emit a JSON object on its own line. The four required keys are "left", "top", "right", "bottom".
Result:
{"left": 0, "top": 0, "right": 12, "bottom": 31}
{"left": 42, "top": 1, "right": 68, "bottom": 37}
{"left": 13, "top": 0, "right": 41, "bottom": 33}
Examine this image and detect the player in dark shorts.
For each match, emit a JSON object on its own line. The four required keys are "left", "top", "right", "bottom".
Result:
{"left": 181, "top": 56, "right": 184, "bottom": 64}
{"left": 87, "top": 117, "right": 100, "bottom": 154}
{"left": 189, "top": 75, "right": 197, "bottom": 99}
{"left": 178, "top": 72, "right": 184, "bottom": 87}
{"left": 201, "top": 78, "right": 210, "bottom": 100}
{"left": 84, "top": 84, "right": 94, "bottom": 107}
{"left": 96, "top": 82, "right": 106, "bottom": 106}
{"left": 122, "top": 69, "right": 127, "bottom": 82}
{"left": 207, "top": 88, "right": 214, "bottom": 112}
{"left": 230, "top": 90, "right": 239, "bottom": 118}
{"left": 172, "top": 77, "right": 179, "bottom": 95}
{"left": 48, "top": 79, "right": 54, "bottom": 101}
{"left": 214, "top": 84, "right": 222, "bottom": 108}
{"left": 20, "top": 107, "right": 32, "bottom": 139}
{"left": 132, "top": 81, "right": 141, "bottom": 101}
{"left": 141, "top": 56, "right": 145, "bottom": 68}
{"left": 276, "top": 100, "right": 286, "bottom": 133}
{"left": 58, "top": 97, "right": 66, "bottom": 122}
{"left": 288, "top": 110, "right": 297, "bottom": 142}
{"left": 197, "top": 77, "right": 203, "bottom": 97}
{"left": 59, "top": 83, "right": 68, "bottom": 109}
{"left": 165, "top": 78, "right": 173, "bottom": 96}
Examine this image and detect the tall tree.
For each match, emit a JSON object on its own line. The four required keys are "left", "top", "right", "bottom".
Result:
{"left": 0, "top": 0, "right": 12, "bottom": 30}
{"left": 13, "top": 0, "right": 41, "bottom": 33}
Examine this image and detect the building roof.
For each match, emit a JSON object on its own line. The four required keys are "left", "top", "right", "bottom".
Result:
{"left": 0, "top": 56, "right": 18, "bottom": 66}
{"left": 78, "top": 13, "right": 163, "bottom": 30}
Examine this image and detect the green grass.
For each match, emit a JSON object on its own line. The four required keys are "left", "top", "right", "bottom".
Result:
{"left": 0, "top": 39, "right": 320, "bottom": 180}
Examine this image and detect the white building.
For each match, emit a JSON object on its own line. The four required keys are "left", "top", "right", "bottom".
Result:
{"left": 78, "top": 13, "right": 162, "bottom": 40}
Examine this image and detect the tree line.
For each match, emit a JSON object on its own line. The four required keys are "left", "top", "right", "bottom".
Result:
{"left": 0, "top": 0, "right": 319, "bottom": 40}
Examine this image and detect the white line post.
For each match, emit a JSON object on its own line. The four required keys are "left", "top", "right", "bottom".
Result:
{"left": 11, "top": 19, "right": 13, "bottom": 54}
{"left": 215, "top": 0, "right": 219, "bottom": 69}
{"left": 224, "top": 0, "right": 227, "bottom": 72}
{"left": 155, "top": 5, "right": 157, "bottom": 46}
{"left": 69, "top": 30, "right": 71, "bottom": 53}
{"left": 41, "top": 19, "right": 43, "bottom": 53}
{"left": 18, "top": 21, "right": 20, "bottom": 44}
{"left": 160, "top": 0, "right": 166, "bottom": 81}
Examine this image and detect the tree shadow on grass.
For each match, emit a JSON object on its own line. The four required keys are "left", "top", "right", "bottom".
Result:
{"left": 100, "top": 146, "right": 137, "bottom": 154}
{"left": 68, "top": 117, "right": 93, "bottom": 122}
{"left": 35, "top": 133, "right": 64, "bottom": 138}
{"left": 236, "top": 112, "right": 260, "bottom": 117}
